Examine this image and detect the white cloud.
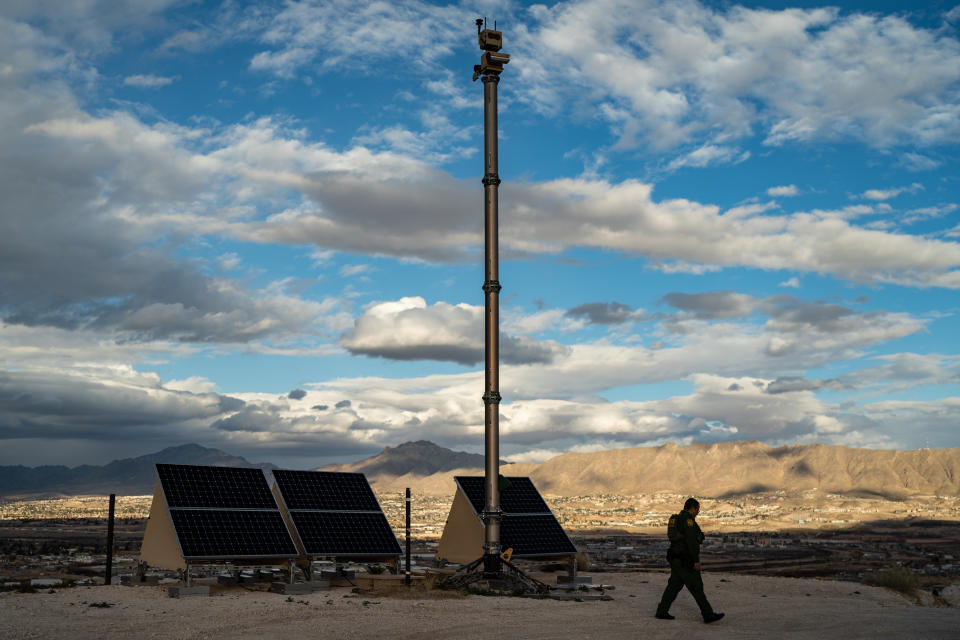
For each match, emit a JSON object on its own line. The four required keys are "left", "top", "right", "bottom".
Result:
{"left": 515, "top": 1, "right": 960, "bottom": 149}
{"left": 899, "top": 152, "right": 941, "bottom": 172}
{"left": 767, "top": 185, "right": 799, "bottom": 197}
{"left": 339, "top": 297, "right": 569, "bottom": 366}
{"left": 339, "top": 264, "right": 371, "bottom": 278}
{"left": 666, "top": 144, "right": 749, "bottom": 170}
{"left": 19, "top": 104, "right": 960, "bottom": 291}
{"left": 249, "top": 0, "right": 470, "bottom": 78}
{"left": 123, "top": 74, "right": 176, "bottom": 88}
{"left": 861, "top": 183, "right": 924, "bottom": 200}
{"left": 779, "top": 277, "right": 800, "bottom": 288}
{"left": 166, "top": 376, "right": 218, "bottom": 393}
{"left": 218, "top": 253, "right": 241, "bottom": 270}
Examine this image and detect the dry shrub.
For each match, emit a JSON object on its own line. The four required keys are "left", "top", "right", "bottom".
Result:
{"left": 575, "top": 551, "right": 592, "bottom": 571}
{"left": 369, "top": 580, "right": 466, "bottom": 599}
{"left": 862, "top": 567, "right": 920, "bottom": 597}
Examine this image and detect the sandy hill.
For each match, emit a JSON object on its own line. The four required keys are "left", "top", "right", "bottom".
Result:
{"left": 522, "top": 441, "right": 960, "bottom": 497}
{"left": 332, "top": 441, "right": 960, "bottom": 498}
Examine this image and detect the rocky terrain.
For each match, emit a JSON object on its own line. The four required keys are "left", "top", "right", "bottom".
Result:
{"left": 3, "top": 440, "right": 959, "bottom": 499}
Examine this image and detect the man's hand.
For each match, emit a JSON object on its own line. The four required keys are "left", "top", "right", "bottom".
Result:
{"left": 693, "top": 562, "right": 701, "bottom": 571}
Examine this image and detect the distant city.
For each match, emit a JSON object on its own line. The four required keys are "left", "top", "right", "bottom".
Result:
{"left": 3, "top": 489, "right": 958, "bottom": 589}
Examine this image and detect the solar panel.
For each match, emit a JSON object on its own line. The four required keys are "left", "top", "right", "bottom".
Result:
{"left": 290, "top": 511, "right": 402, "bottom": 556}
{"left": 272, "top": 470, "right": 381, "bottom": 511}
{"left": 501, "top": 515, "right": 577, "bottom": 556}
{"left": 157, "top": 464, "right": 276, "bottom": 509}
{"left": 170, "top": 509, "right": 299, "bottom": 558}
{"left": 453, "top": 476, "right": 575, "bottom": 558}
{"left": 272, "top": 469, "right": 401, "bottom": 558}
{"left": 455, "top": 476, "right": 552, "bottom": 514}
{"left": 154, "top": 463, "right": 298, "bottom": 561}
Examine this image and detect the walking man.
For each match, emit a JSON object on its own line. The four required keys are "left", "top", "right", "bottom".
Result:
{"left": 656, "top": 497, "right": 724, "bottom": 624}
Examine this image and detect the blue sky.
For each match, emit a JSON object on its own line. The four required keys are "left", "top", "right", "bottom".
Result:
{"left": 1, "top": 0, "right": 959, "bottom": 468}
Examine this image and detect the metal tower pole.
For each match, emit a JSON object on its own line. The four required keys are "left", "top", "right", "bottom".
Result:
{"left": 481, "top": 69, "right": 502, "bottom": 576}
{"left": 473, "top": 19, "right": 509, "bottom": 578}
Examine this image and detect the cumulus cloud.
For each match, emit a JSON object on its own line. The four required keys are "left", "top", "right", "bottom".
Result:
{"left": 565, "top": 301, "right": 638, "bottom": 324}
{"left": 340, "top": 297, "right": 570, "bottom": 366}
{"left": 514, "top": 1, "right": 960, "bottom": 149}
{"left": 0, "top": 292, "right": 945, "bottom": 464}
{"left": 765, "top": 376, "right": 843, "bottom": 394}
{"left": 860, "top": 183, "right": 923, "bottom": 200}
{"left": 12, "top": 73, "right": 959, "bottom": 291}
{"left": 779, "top": 277, "right": 800, "bottom": 288}
{"left": 249, "top": 0, "right": 469, "bottom": 78}
{"left": 237, "top": 170, "right": 960, "bottom": 287}
{"left": 123, "top": 74, "right": 176, "bottom": 88}
{"left": 899, "top": 152, "right": 941, "bottom": 172}
{"left": 662, "top": 291, "right": 756, "bottom": 319}
{"left": 767, "top": 185, "right": 799, "bottom": 197}
{"left": 666, "top": 144, "right": 749, "bottom": 170}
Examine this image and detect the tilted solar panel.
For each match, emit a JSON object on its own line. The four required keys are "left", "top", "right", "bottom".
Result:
{"left": 452, "top": 476, "right": 576, "bottom": 558}
{"left": 157, "top": 464, "right": 276, "bottom": 509}
{"left": 501, "top": 514, "right": 578, "bottom": 556}
{"left": 154, "top": 463, "right": 298, "bottom": 561}
{"left": 455, "top": 476, "right": 552, "bottom": 514}
{"left": 290, "top": 511, "right": 402, "bottom": 556}
{"left": 272, "top": 470, "right": 381, "bottom": 511}
{"left": 170, "top": 509, "right": 299, "bottom": 559}
{"left": 272, "top": 469, "right": 401, "bottom": 558}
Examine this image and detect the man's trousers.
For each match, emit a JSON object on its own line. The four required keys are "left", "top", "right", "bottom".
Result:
{"left": 656, "top": 557, "right": 715, "bottom": 618}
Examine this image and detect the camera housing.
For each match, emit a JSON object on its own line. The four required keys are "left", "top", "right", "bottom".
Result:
{"left": 478, "top": 28, "right": 502, "bottom": 52}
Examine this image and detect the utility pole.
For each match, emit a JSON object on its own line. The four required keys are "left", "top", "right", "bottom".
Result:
{"left": 473, "top": 18, "right": 510, "bottom": 579}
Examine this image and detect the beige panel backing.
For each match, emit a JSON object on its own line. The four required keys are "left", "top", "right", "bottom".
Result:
{"left": 436, "top": 488, "right": 484, "bottom": 564}
{"left": 139, "top": 481, "right": 186, "bottom": 571}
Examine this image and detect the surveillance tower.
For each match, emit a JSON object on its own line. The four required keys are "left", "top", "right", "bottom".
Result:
{"left": 473, "top": 17, "right": 509, "bottom": 578}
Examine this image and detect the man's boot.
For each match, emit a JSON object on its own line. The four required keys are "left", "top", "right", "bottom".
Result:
{"left": 703, "top": 612, "right": 725, "bottom": 624}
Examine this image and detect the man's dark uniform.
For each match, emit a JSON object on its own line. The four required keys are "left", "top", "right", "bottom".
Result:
{"left": 656, "top": 510, "right": 716, "bottom": 619}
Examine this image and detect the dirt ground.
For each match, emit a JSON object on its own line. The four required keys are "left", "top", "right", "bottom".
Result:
{"left": 2, "top": 571, "right": 959, "bottom": 639}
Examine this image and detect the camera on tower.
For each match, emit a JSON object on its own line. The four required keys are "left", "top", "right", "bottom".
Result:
{"left": 478, "top": 28, "right": 503, "bottom": 52}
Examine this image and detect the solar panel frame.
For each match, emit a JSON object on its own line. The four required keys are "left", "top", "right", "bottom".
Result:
{"left": 271, "top": 469, "right": 401, "bottom": 559}
{"left": 453, "top": 475, "right": 576, "bottom": 558}
{"left": 154, "top": 463, "right": 299, "bottom": 561}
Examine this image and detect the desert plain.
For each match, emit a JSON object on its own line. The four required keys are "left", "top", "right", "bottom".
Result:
{"left": 2, "top": 570, "right": 960, "bottom": 640}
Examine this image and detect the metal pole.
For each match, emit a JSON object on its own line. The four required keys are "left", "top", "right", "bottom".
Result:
{"left": 405, "top": 487, "right": 412, "bottom": 586}
{"left": 474, "top": 20, "right": 508, "bottom": 578}
{"left": 105, "top": 493, "right": 115, "bottom": 585}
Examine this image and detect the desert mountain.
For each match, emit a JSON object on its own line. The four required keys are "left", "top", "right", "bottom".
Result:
{"left": 518, "top": 441, "right": 960, "bottom": 498}
{"left": 318, "top": 440, "right": 496, "bottom": 476}
{"left": 4, "top": 440, "right": 959, "bottom": 499}
{"left": 0, "top": 444, "right": 274, "bottom": 497}
{"left": 317, "top": 440, "right": 504, "bottom": 494}
{"left": 329, "top": 440, "right": 960, "bottom": 498}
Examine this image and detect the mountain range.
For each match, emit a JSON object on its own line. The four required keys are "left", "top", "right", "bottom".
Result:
{"left": 2, "top": 440, "right": 959, "bottom": 498}
{"left": 0, "top": 444, "right": 273, "bottom": 497}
